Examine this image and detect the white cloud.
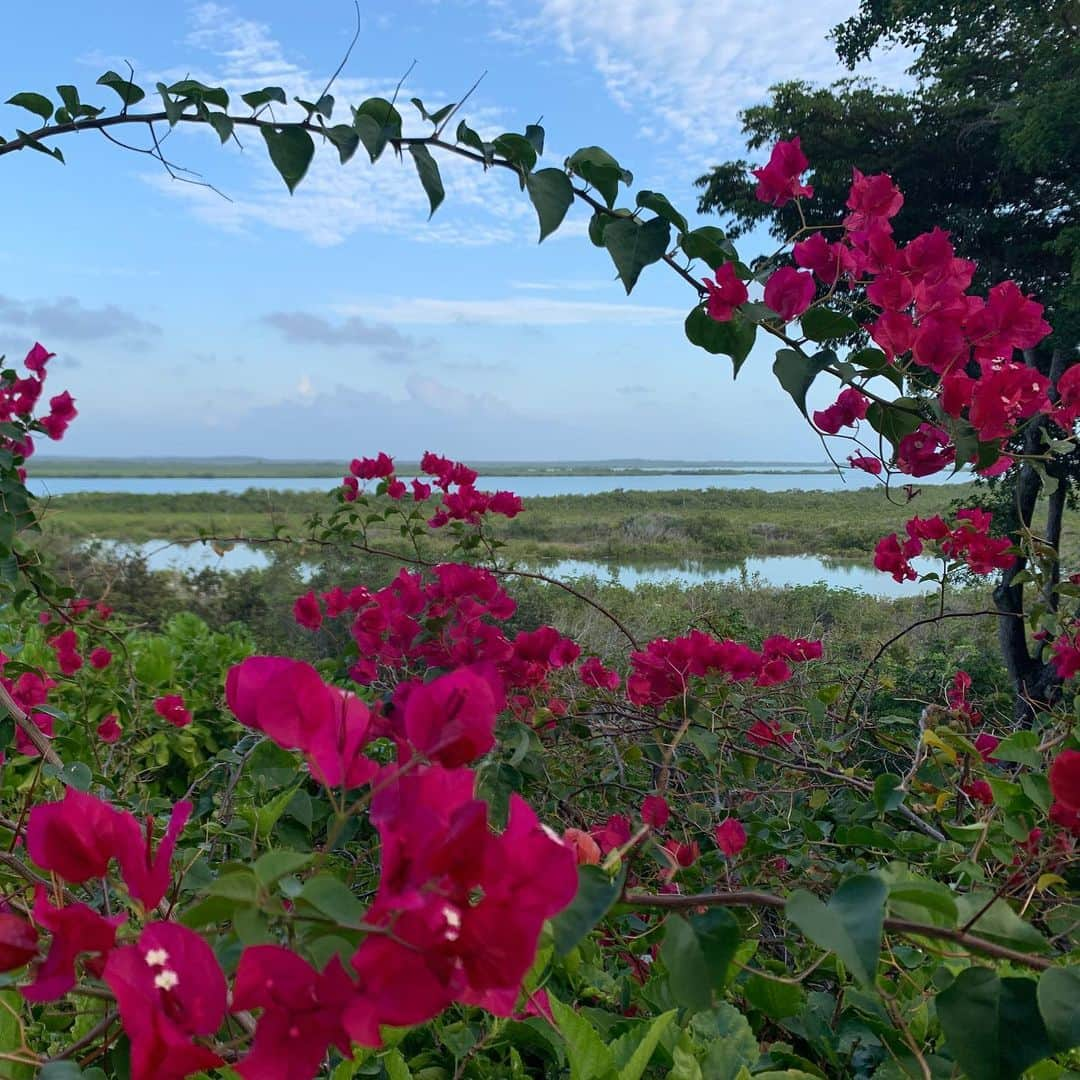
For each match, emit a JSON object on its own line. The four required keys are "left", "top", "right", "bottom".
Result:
{"left": 336, "top": 295, "right": 685, "bottom": 326}
{"left": 138, "top": 5, "right": 534, "bottom": 246}
{"left": 506, "top": 0, "right": 914, "bottom": 158}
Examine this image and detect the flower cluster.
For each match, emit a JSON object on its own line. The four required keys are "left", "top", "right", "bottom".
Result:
{"left": 874, "top": 508, "right": 1014, "bottom": 583}
{"left": 626, "top": 630, "right": 821, "bottom": 707}
{"left": 340, "top": 450, "right": 524, "bottom": 527}
{"left": 0, "top": 342, "right": 77, "bottom": 473}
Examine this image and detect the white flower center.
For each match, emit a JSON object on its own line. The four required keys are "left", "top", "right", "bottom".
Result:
{"left": 154, "top": 969, "right": 179, "bottom": 992}
{"left": 144, "top": 948, "right": 169, "bottom": 967}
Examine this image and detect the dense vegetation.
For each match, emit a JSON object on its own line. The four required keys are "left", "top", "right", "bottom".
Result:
{"left": 0, "top": 6, "right": 1076, "bottom": 1078}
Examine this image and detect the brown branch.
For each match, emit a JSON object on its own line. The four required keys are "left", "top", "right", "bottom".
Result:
{"left": 0, "top": 683, "right": 63, "bottom": 767}
{"left": 623, "top": 890, "right": 1055, "bottom": 971}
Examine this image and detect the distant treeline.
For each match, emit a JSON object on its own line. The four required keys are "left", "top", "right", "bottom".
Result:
{"left": 28, "top": 456, "right": 832, "bottom": 478}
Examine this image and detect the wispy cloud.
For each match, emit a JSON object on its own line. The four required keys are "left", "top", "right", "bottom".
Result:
{"left": 504, "top": 0, "right": 914, "bottom": 159}
{"left": 138, "top": 4, "right": 535, "bottom": 247}
{"left": 0, "top": 295, "right": 160, "bottom": 344}
{"left": 262, "top": 311, "right": 424, "bottom": 365}
{"left": 335, "top": 295, "right": 685, "bottom": 326}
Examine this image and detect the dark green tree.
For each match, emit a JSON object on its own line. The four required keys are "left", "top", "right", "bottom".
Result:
{"left": 694, "top": 1, "right": 1080, "bottom": 720}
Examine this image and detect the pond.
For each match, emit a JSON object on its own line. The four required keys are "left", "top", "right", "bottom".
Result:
{"left": 81, "top": 541, "right": 943, "bottom": 598}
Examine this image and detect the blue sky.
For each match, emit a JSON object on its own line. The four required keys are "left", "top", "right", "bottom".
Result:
{"left": 1, "top": 1, "right": 910, "bottom": 462}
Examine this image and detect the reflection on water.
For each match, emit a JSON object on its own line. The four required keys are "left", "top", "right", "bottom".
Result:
{"left": 533, "top": 555, "right": 943, "bottom": 598}
{"left": 82, "top": 541, "right": 943, "bottom": 598}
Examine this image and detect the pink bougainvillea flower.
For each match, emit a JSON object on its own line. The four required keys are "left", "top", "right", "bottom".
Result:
{"left": 24, "top": 342, "right": 54, "bottom": 375}
{"left": 874, "top": 533, "right": 922, "bottom": 583}
{"left": 715, "top": 817, "right": 747, "bottom": 857}
{"left": 89, "top": 646, "right": 113, "bottom": 670}
{"left": 662, "top": 838, "right": 700, "bottom": 868}
{"left": 579, "top": 655, "right": 621, "bottom": 690}
{"left": 226, "top": 656, "right": 378, "bottom": 789}
{"left": 813, "top": 388, "right": 868, "bottom": 435}
{"left": 563, "top": 827, "right": 601, "bottom": 866}
{"left": 1049, "top": 749, "right": 1080, "bottom": 812}
{"left": 114, "top": 801, "right": 193, "bottom": 910}
{"left": 764, "top": 266, "right": 816, "bottom": 321}
{"left": 97, "top": 714, "right": 122, "bottom": 744}
{"left": 401, "top": 668, "right": 499, "bottom": 768}
{"left": 104, "top": 922, "right": 226, "bottom": 1080}
{"left": 349, "top": 452, "right": 395, "bottom": 480}
{"left": 747, "top": 718, "right": 796, "bottom": 749}
{"left": 231, "top": 946, "right": 354, "bottom": 1080}
{"left": 22, "top": 886, "right": 124, "bottom": 1003}
{"left": 292, "top": 590, "right": 323, "bottom": 630}
{"left": 0, "top": 912, "right": 38, "bottom": 972}
{"left": 845, "top": 168, "right": 903, "bottom": 229}
{"left": 641, "top": 794, "right": 670, "bottom": 829}
{"left": 849, "top": 454, "right": 883, "bottom": 476}
{"left": 896, "top": 423, "right": 956, "bottom": 478}
{"left": 703, "top": 262, "right": 749, "bottom": 323}
{"left": 591, "top": 814, "right": 632, "bottom": 854}
{"left": 154, "top": 694, "right": 193, "bottom": 728}
{"left": 962, "top": 779, "right": 993, "bottom": 806}
{"left": 26, "top": 788, "right": 127, "bottom": 884}
{"left": 752, "top": 137, "right": 813, "bottom": 206}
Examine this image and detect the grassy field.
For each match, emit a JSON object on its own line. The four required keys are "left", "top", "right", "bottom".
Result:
{"left": 28, "top": 456, "right": 833, "bottom": 478}
{"left": 35, "top": 482, "right": 998, "bottom": 561}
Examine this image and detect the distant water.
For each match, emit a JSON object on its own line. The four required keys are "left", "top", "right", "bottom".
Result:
{"left": 28, "top": 470, "right": 964, "bottom": 498}
{"left": 81, "top": 541, "right": 943, "bottom": 598}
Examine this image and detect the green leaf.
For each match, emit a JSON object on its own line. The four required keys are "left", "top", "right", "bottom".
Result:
{"left": 408, "top": 144, "right": 445, "bottom": 218}
{"left": 800, "top": 306, "right": 859, "bottom": 342}
{"left": 382, "top": 1048, "right": 412, "bottom": 1080}
{"left": 742, "top": 973, "right": 806, "bottom": 1019}
{"left": 684, "top": 307, "right": 757, "bottom": 374}
{"left": 525, "top": 168, "right": 574, "bottom": 242}
{"left": 352, "top": 98, "right": 402, "bottom": 162}
{"left": 635, "top": 190, "right": 688, "bottom": 234}
{"left": 865, "top": 397, "right": 924, "bottom": 454}
{"left": 56, "top": 85, "right": 80, "bottom": 114}
{"left": 493, "top": 132, "right": 538, "bottom": 176}
{"left": 565, "top": 146, "right": 631, "bottom": 208}
{"left": 680, "top": 225, "right": 736, "bottom": 268}
{"left": 937, "top": 968, "right": 1052, "bottom": 1080}
{"left": 297, "top": 874, "right": 366, "bottom": 927}
{"left": 525, "top": 123, "right": 545, "bottom": 156}
{"left": 410, "top": 98, "right": 456, "bottom": 126}
{"left": 551, "top": 865, "right": 626, "bottom": 957}
{"left": 662, "top": 909, "right": 740, "bottom": 1012}
{"left": 786, "top": 874, "right": 886, "bottom": 988}
{"left": 167, "top": 80, "right": 229, "bottom": 109}
{"left": 872, "top": 773, "right": 905, "bottom": 813}
{"left": 772, "top": 348, "right": 835, "bottom": 418}
{"left": 991, "top": 730, "right": 1043, "bottom": 767}
{"left": 614, "top": 1010, "right": 677, "bottom": 1080}
{"left": 242, "top": 86, "right": 287, "bottom": 110}
{"left": 603, "top": 216, "right": 670, "bottom": 294}
{"left": 6, "top": 93, "right": 53, "bottom": 123}
{"left": 261, "top": 125, "right": 315, "bottom": 193}
{"left": 324, "top": 124, "right": 360, "bottom": 165}
{"left": 549, "top": 995, "right": 616, "bottom": 1080}
{"left": 694, "top": 1004, "right": 759, "bottom": 1080}
{"left": 253, "top": 849, "right": 311, "bottom": 887}
{"left": 886, "top": 877, "right": 958, "bottom": 926}
{"left": 295, "top": 93, "right": 333, "bottom": 119}
{"left": 1038, "top": 967, "right": 1080, "bottom": 1052}
{"left": 96, "top": 71, "right": 145, "bottom": 106}
{"left": 39, "top": 1063, "right": 87, "bottom": 1079}
{"left": 42, "top": 761, "right": 92, "bottom": 792}
{"left": 208, "top": 112, "right": 234, "bottom": 144}
{"left": 954, "top": 894, "right": 1049, "bottom": 953}
{"left": 456, "top": 120, "right": 494, "bottom": 165}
